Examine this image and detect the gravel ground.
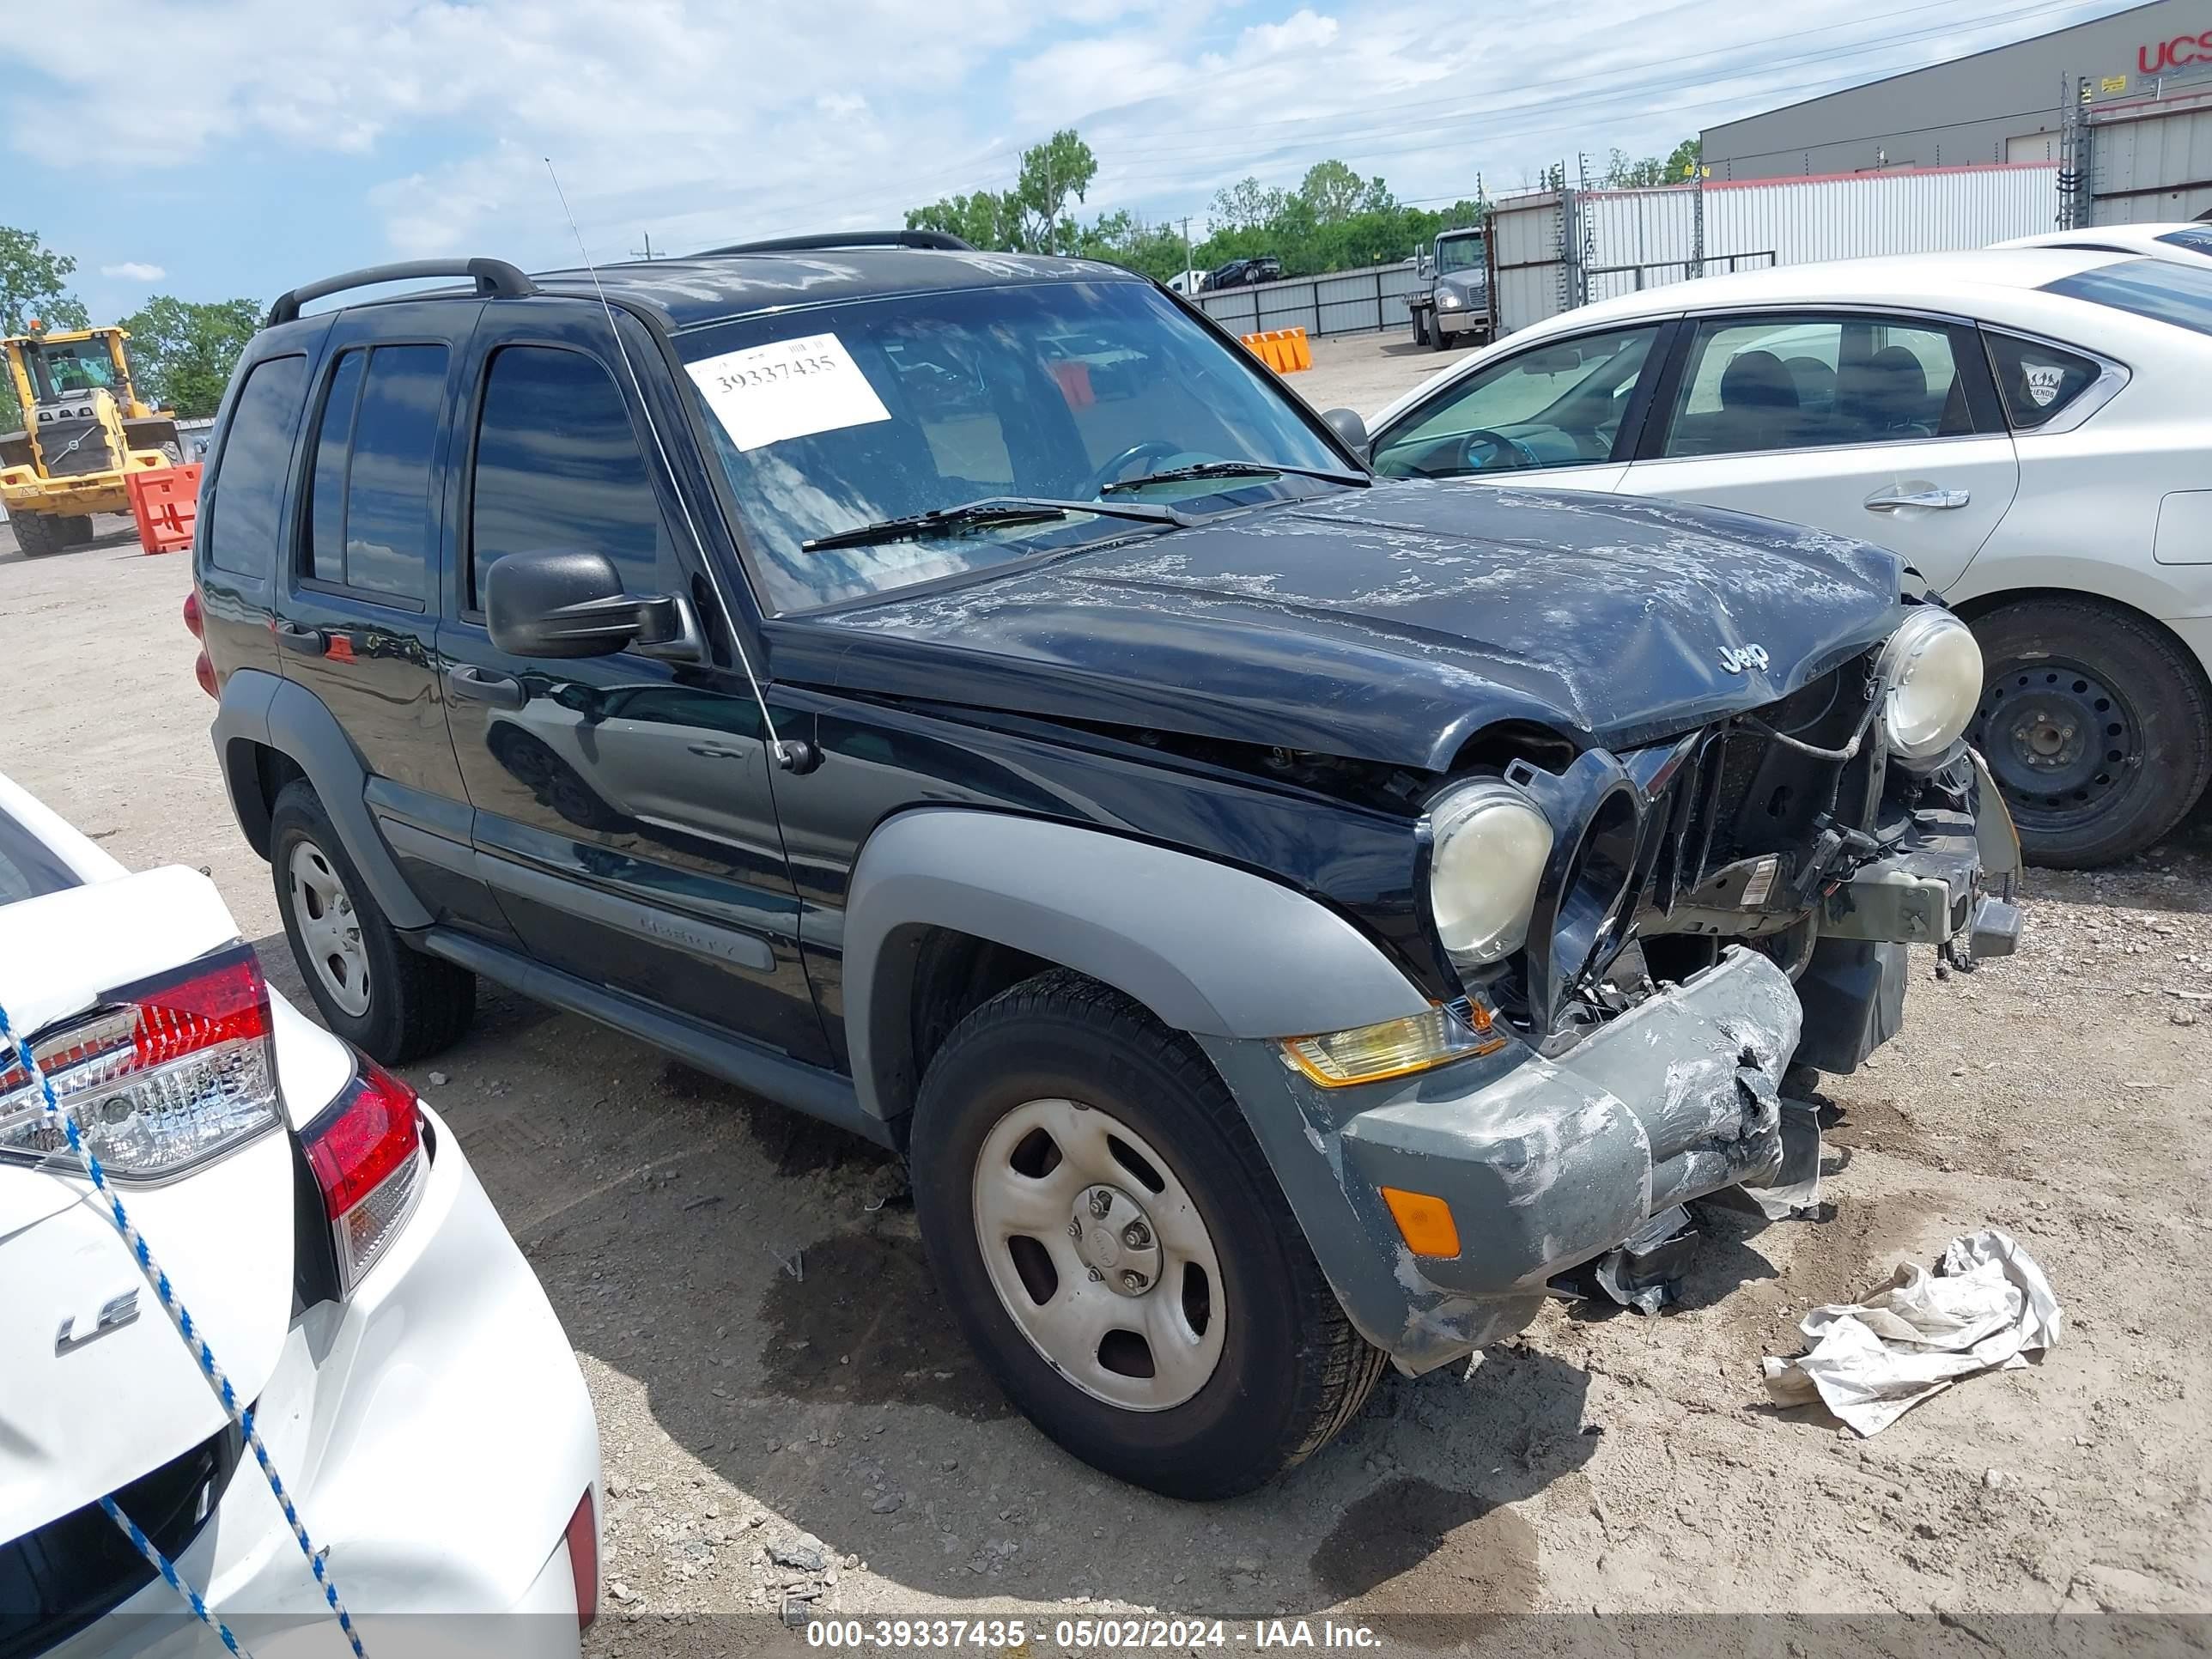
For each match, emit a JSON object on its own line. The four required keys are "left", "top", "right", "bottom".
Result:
{"left": 3, "top": 367, "right": 2208, "bottom": 1647}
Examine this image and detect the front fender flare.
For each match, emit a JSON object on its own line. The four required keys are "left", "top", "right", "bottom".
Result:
{"left": 842, "top": 807, "right": 1428, "bottom": 1124}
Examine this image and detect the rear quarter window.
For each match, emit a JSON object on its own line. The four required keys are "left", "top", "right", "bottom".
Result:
{"left": 1981, "top": 331, "right": 2103, "bottom": 430}
{"left": 204, "top": 355, "right": 308, "bottom": 579}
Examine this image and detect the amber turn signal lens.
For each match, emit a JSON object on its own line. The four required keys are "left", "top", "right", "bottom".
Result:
{"left": 1381, "top": 1187, "right": 1462, "bottom": 1259}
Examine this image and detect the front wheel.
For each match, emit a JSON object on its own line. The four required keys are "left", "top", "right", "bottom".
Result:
{"left": 1966, "top": 598, "right": 2212, "bottom": 867}
{"left": 910, "top": 971, "right": 1386, "bottom": 1498}
{"left": 11, "top": 512, "right": 66, "bottom": 557}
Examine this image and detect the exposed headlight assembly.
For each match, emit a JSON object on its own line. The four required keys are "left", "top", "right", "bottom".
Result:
{"left": 1437, "top": 290, "right": 1461, "bottom": 308}
{"left": 1879, "top": 609, "right": 1984, "bottom": 764}
{"left": 1426, "top": 779, "right": 1554, "bottom": 968}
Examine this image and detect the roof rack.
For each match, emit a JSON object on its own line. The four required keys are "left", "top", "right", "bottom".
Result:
{"left": 696, "top": 230, "right": 975, "bottom": 257}
{"left": 266, "top": 258, "right": 538, "bottom": 328}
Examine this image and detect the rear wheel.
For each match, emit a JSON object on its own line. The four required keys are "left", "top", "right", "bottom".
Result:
{"left": 11, "top": 512, "right": 66, "bottom": 557}
{"left": 910, "top": 970, "right": 1387, "bottom": 1498}
{"left": 1966, "top": 598, "right": 2212, "bottom": 867}
{"left": 270, "top": 779, "right": 477, "bottom": 1061}
{"left": 1429, "top": 314, "right": 1452, "bottom": 352}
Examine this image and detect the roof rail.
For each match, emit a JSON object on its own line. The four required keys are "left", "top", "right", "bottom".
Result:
{"left": 265, "top": 258, "right": 538, "bottom": 328}
{"left": 697, "top": 230, "right": 975, "bottom": 257}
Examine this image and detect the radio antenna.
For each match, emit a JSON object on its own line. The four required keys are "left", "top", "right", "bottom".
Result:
{"left": 543, "top": 156, "right": 805, "bottom": 771}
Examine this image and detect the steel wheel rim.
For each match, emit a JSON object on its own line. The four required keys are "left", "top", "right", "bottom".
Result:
{"left": 1969, "top": 656, "right": 2145, "bottom": 834}
{"left": 289, "top": 840, "right": 371, "bottom": 1018}
{"left": 971, "top": 1097, "right": 1226, "bottom": 1413}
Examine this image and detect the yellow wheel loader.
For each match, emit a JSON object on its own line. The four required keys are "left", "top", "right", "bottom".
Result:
{"left": 1, "top": 323, "right": 183, "bottom": 557}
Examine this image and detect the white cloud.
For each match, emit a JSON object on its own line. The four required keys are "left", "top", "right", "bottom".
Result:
{"left": 100, "top": 261, "right": 166, "bottom": 282}
{"left": 3, "top": 0, "right": 2137, "bottom": 266}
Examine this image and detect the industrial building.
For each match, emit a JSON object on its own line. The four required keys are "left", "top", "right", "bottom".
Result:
{"left": 1701, "top": 0, "right": 2212, "bottom": 223}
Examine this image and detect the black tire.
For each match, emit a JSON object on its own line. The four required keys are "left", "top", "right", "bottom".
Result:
{"left": 269, "top": 779, "right": 477, "bottom": 1061}
{"left": 1966, "top": 598, "right": 2212, "bottom": 868}
{"left": 58, "top": 514, "right": 96, "bottom": 547}
{"left": 11, "top": 512, "right": 65, "bottom": 557}
{"left": 1430, "top": 316, "right": 1452, "bottom": 352}
{"left": 909, "top": 969, "right": 1387, "bottom": 1499}
{"left": 1411, "top": 311, "right": 1429, "bottom": 348}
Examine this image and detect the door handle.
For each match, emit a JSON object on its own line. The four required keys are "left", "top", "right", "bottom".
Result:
{"left": 273, "top": 620, "right": 326, "bottom": 656}
{"left": 1864, "top": 487, "right": 1970, "bottom": 513}
{"left": 445, "top": 665, "right": 526, "bottom": 710}
{"left": 686, "top": 743, "right": 749, "bottom": 760}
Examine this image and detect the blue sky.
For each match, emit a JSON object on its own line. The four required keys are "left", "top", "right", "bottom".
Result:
{"left": 0, "top": 0, "right": 2144, "bottom": 321}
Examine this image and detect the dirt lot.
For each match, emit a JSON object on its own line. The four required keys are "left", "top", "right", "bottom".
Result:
{"left": 3, "top": 343, "right": 2208, "bottom": 1644}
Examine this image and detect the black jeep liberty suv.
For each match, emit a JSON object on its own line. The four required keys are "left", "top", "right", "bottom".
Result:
{"left": 191, "top": 233, "right": 2021, "bottom": 1498}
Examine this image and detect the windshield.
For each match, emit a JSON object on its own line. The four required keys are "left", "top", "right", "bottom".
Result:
{"left": 2043, "top": 256, "right": 2212, "bottom": 338}
{"left": 678, "top": 280, "right": 1346, "bottom": 612}
{"left": 1437, "top": 235, "right": 1485, "bottom": 275}
{"left": 2155, "top": 226, "right": 2212, "bottom": 259}
{"left": 27, "top": 339, "right": 116, "bottom": 403}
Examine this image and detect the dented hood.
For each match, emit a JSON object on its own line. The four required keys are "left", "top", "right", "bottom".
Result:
{"left": 790, "top": 482, "right": 1906, "bottom": 769}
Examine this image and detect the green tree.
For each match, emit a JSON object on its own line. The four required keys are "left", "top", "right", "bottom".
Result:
{"left": 1668, "top": 137, "right": 1703, "bottom": 180}
{"left": 0, "top": 226, "right": 89, "bottom": 336}
{"left": 1297, "top": 160, "right": 1366, "bottom": 224}
{"left": 1208, "top": 176, "right": 1288, "bottom": 234}
{"left": 1, "top": 226, "right": 91, "bottom": 429}
{"left": 117, "top": 295, "right": 263, "bottom": 417}
{"left": 907, "top": 130, "right": 1099, "bottom": 256}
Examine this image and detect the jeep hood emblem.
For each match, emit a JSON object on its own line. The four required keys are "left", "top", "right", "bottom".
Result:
{"left": 1720, "top": 644, "right": 1771, "bottom": 674}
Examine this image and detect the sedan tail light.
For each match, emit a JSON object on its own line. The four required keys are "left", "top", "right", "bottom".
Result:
{"left": 563, "top": 1489, "right": 599, "bottom": 1630}
{"left": 301, "top": 1056, "right": 426, "bottom": 1292}
{"left": 0, "top": 944, "right": 280, "bottom": 1180}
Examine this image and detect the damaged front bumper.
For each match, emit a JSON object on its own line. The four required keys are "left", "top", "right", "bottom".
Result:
{"left": 1820, "top": 748, "right": 2022, "bottom": 959}
{"left": 1201, "top": 946, "right": 1805, "bottom": 1375}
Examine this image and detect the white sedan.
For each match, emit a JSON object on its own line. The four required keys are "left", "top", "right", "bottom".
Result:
{"left": 0, "top": 772, "right": 601, "bottom": 1654}
{"left": 1364, "top": 248, "right": 2212, "bottom": 866}
{"left": 1996, "top": 220, "right": 2212, "bottom": 268}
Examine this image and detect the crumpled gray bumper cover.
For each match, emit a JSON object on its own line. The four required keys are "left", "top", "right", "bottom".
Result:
{"left": 1200, "top": 946, "right": 1802, "bottom": 1374}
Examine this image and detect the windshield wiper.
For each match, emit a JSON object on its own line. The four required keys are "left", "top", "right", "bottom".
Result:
{"left": 800, "top": 495, "right": 1189, "bottom": 553}
{"left": 1098, "top": 459, "right": 1370, "bottom": 495}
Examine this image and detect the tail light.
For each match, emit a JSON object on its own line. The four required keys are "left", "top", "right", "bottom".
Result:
{"left": 182, "top": 590, "right": 204, "bottom": 638}
{"left": 301, "top": 1056, "right": 426, "bottom": 1292}
{"left": 563, "top": 1490, "right": 599, "bottom": 1630}
{"left": 194, "top": 650, "right": 217, "bottom": 699}
{"left": 0, "top": 945, "right": 280, "bottom": 1181}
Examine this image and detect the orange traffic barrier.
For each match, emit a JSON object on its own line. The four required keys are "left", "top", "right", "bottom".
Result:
{"left": 126, "top": 463, "right": 202, "bottom": 555}
{"left": 1239, "top": 326, "right": 1312, "bottom": 374}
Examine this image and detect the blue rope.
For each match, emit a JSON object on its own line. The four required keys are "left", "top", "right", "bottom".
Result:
{"left": 3, "top": 998, "right": 367, "bottom": 1658}
{"left": 100, "top": 1497, "right": 246, "bottom": 1656}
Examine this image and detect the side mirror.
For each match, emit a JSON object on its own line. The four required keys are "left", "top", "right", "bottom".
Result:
{"left": 484, "top": 549, "right": 702, "bottom": 662}
{"left": 1322, "top": 407, "right": 1370, "bottom": 455}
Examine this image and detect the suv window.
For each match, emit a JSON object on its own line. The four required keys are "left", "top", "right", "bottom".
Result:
{"left": 1981, "top": 331, "right": 2103, "bottom": 429}
{"left": 469, "top": 346, "right": 667, "bottom": 610}
{"left": 301, "top": 344, "right": 447, "bottom": 604}
{"left": 204, "top": 355, "right": 307, "bottom": 578}
{"left": 1370, "top": 325, "right": 1659, "bottom": 480}
{"left": 1657, "top": 315, "right": 1975, "bottom": 459}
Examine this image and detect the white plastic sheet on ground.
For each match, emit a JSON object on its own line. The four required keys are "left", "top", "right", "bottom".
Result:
{"left": 1762, "top": 1228, "right": 2063, "bottom": 1435}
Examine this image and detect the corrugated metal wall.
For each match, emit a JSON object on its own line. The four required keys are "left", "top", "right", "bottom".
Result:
{"left": 1492, "top": 162, "right": 2062, "bottom": 334}
{"left": 1194, "top": 261, "right": 1425, "bottom": 338}
{"left": 2089, "top": 90, "right": 2212, "bottom": 224}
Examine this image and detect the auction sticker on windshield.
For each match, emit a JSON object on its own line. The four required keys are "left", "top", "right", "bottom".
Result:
{"left": 686, "top": 332, "right": 892, "bottom": 452}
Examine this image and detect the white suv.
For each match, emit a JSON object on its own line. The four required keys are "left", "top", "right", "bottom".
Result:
{"left": 0, "top": 772, "right": 601, "bottom": 1654}
{"left": 1365, "top": 248, "right": 2212, "bottom": 866}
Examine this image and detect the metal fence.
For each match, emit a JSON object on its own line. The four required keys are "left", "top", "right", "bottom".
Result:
{"left": 1491, "top": 161, "right": 2062, "bottom": 336}
{"left": 1194, "top": 261, "right": 1424, "bottom": 338}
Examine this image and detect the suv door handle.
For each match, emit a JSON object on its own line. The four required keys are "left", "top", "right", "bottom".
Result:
{"left": 686, "top": 743, "right": 749, "bottom": 760}
{"left": 445, "top": 665, "right": 526, "bottom": 710}
{"left": 1864, "top": 487, "right": 1971, "bottom": 513}
{"left": 273, "top": 621, "right": 326, "bottom": 656}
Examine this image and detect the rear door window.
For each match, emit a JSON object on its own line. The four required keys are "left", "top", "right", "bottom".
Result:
{"left": 204, "top": 355, "right": 307, "bottom": 578}
{"left": 1981, "top": 331, "right": 2104, "bottom": 430}
{"left": 1656, "top": 314, "right": 1978, "bottom": 459}
{"left": 467, "top": 345, "right": 669, "bottom": 610}
{"left": 301, "top": 344, "right": 447, "bottom": 605}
